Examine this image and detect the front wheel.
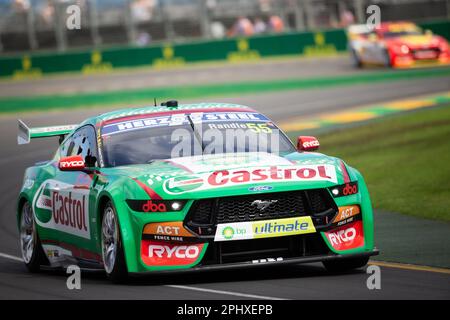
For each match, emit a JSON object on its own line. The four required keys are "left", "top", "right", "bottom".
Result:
{"left": 350, "top": 49, "right": 362, "bottom": 68}
{"left": 20, "top": 201, "right": 47, "bottom": 272}
{"left": 323, "top": 256, "right": 369, "bottom": 273}
{"left": 101, "top": 201, "right": 128, "bottom": 283}
{"left": 383, "top": 49, "right": 393, "bottom": 68}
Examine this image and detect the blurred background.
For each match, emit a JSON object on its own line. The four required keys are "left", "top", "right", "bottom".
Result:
{"left": 0, "top": 0, "right": 449, "bottom": 53}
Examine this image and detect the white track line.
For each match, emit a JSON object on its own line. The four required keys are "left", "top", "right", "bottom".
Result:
{"left": 0, "top": 252, "right": 287, "bottom": 299}
{"left": 166, "top": 285, "right": 288, "bottom": 300}
{"left": 0, "top": 252, "right": 23, "bottom": 262}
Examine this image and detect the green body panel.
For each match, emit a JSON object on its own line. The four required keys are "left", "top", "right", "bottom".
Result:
{"left": 17, "top": 104, "right": 375, "bottom": 273}
{"left": 320, "top": 166, "right": 374, "bottom": 255}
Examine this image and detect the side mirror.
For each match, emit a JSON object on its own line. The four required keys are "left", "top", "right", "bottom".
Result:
{"left": 297, "top": 136, "right": 320, "bottom": 152}
{"left": 59, "top": 155, "right": 85, "bottom": 171}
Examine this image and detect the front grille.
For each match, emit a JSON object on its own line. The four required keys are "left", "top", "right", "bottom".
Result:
{"left": 189, "top": 200, "right": 213, "bottom": 225}
{"left": 412, "top": 48, "right": 440, "bottom": 60}
{"left": 201, "top": 234, "right": 330, "bottom": 265}
{"left": 216, "top": 191, "right": 308, "bottom": 224}
{"left": 185, "top": 189, "right": 337, "bottom": 235}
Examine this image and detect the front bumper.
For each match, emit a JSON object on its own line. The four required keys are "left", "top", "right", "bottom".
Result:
{"left": 121, "top": 171, "right": 375, "bottom": 273}
{"left": 129, "top": 249, "right": 379, "bottom": 276}
{"left": 393, "top": 54, "right": 450, "bottom": 68}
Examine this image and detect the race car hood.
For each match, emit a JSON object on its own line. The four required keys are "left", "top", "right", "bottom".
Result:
{"left": 388, "top": 34, "right": 442, "bottom": 49}
{"left": 113, "top": 152, "right": 350, "bottom": 199}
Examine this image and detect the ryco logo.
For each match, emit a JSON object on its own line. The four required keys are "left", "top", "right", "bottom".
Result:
{"left": 302, "top": 140, "right": 319, "bottom": 148}
{"left": 59, "top": 156, "right": 85, "bottom": 170}
{"left": 149, "top": 245, "right": 199, "bottom": 259}
{"left": 325, "top": 221, "right": 364, "bottom": 251}
{"left": 328, "top": 227, "right": 356, "bottom": 245}
{"left": 60, "top": 160, "right": 84, "bottom": 168}
{"left": 141, "top": 240, "right": 204, "bottom": 266}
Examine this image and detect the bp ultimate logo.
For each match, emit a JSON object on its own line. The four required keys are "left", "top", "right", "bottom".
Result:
{"left": 215, "top": 216, "right": 316, "bottom": 241}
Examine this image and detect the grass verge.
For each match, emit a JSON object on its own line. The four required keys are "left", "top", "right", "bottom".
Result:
{"left": 297, "top": 106, "right": 450, "bottom": 221}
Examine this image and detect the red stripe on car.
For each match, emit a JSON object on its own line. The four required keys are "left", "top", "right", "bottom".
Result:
{"left": 340, "top": 161, "right": 350, "bottom": 183}
{"left": 133, "top": 178, "right": 163, "bottom": 200}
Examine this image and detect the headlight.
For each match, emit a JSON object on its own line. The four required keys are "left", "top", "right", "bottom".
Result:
{"left": 329, "top": 181, "right": 358, "bottom": 198}
{"left": 126, "top": 199, "right": 187, "bottom": 212}
{"left": 392, "top": 44, "right": 410, "bottom": 55}
{"left": 400, "top": 45, "right": 410, "bottom": 54}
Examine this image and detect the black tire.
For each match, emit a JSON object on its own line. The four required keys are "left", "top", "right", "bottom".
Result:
{"left": 350, "top": 49, "right": 362, "bottom": 68}
{"left": 101, "top": 201, "right": 128, "bottom": 283}
{"left": 19, "top": 201, "right": 48, "bottom": 272}
{"left": 323, "top": 256, "right": 369, "bottom": 273}
{"left": 383, "top": 49, "right": 393, "bottom": 68}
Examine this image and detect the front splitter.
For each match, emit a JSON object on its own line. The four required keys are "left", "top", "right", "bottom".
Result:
{"left": 130, "top": 248, "right": 379, "bottom": 277}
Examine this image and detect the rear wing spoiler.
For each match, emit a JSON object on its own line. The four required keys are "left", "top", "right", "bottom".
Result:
{"left": 18, "top": 119, "right": 78, "bottom": 145}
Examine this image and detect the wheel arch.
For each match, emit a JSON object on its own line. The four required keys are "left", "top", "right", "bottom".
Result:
{"left": 95, "top": 191, "right": 138, "bottom": 272}
{"left": 16, "top": 193, "right": 32, "bottom": 230}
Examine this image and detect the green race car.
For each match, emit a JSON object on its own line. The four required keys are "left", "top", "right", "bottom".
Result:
{"left": 17, "top": 101, "right": 378, "bottom": 282}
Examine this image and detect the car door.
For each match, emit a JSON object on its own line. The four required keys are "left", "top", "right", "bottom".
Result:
{"left": 359, "top": 32, "right": 384, "bottom": 64}
{"left": 35, "top": 125, "right": 101, "bottom": 265}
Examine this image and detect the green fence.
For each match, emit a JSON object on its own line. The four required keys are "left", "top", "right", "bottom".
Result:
{"left": 1, "top": 20, "right": 449, "bottom": 79}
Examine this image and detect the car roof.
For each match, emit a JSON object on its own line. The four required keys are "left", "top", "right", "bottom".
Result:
{"left": 376, "top": 21, "right": 419, "bottom": 33}
{"left": 80, "top": 103, "right": 257, "bottom": 127}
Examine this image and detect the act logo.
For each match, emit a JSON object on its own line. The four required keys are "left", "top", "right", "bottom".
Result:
{"left": 157, "top": 225, "right": 180, "bottom": 235}
{"left": 333, "top": 205, "right": 360, "bottom": 225}
{"left": 143, "top": 222, "right": 194, "bottom": 239}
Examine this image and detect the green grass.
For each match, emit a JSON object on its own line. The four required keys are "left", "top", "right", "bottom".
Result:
{"left": 1, "top": 66, "right": 450, "bottom": 114}
{"left": 303, "top": 106, "right": 450, "bottom": 221}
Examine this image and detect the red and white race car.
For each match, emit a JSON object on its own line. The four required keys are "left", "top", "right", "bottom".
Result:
{"left": 348, "top": 21, "right": 450, "bottom": 68}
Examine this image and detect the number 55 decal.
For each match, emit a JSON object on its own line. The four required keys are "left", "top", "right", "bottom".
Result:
{"left": 246, "top": 123, "right": 272, "bottom": 133}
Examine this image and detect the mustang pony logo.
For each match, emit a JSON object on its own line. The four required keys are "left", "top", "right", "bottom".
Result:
{"left": 251, "top": 200, "right": 278, "bottom": 211}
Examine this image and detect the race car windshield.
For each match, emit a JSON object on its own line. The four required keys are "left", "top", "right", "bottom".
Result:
{"left": 101, "top": 113, "right": 296, "bottom": 167}
{"left": 382, "top": 30, "right": 422, "bottom": 38}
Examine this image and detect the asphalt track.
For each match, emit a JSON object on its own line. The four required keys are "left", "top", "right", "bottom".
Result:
{"left": 0, "top": 57, "right": 449, "bottom": 299}
{"left": 0, "top": 56, "right": 368, "bottom": 97}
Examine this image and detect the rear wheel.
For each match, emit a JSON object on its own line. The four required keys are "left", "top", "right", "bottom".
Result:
{"left": 101, "top": 201, "right": 128, "bottom": 283}
{"left": 323, "top": 256, "right": 369, "bottom": 273}
{"left": 20, "top": 201, "right": 47, "bottom": 272}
